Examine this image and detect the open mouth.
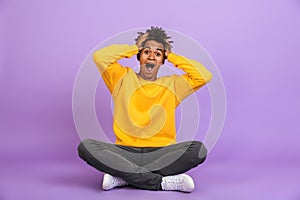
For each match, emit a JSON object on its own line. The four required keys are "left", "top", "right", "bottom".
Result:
{"left": 145, "top": 63, "right": 155, "bottom": 73}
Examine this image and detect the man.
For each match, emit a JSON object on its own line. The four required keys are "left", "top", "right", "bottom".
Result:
{"left": 78, "top": 26, "right": 212, "bottom": 192}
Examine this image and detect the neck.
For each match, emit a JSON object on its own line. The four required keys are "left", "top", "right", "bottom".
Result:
{"left": 137, "top": 73, "right": 157, "bottom": 81}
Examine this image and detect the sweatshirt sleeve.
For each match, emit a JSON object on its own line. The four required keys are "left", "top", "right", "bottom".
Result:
{"left": 93, "top": 44, "right": 139, "bottom": 93}
{"left": 167, "top": 52, "right": 212, "bottom": 103}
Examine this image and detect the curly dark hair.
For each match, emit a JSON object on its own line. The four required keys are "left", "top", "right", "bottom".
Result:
{"left": 135, "top": 26, "right": 173, "bottom": 50}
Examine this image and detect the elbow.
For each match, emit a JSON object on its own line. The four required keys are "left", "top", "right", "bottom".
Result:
{"left": 93, "top": 49, "right": 108, "bottom": 73}
{"left": 93, "top": 50, "right": 102, "bottom": 65}
{"left": 193, "top": 72, "right": 212, "bottom": 89}
{"left": 205, "top": 71, "right": 213, "bottom": 83}
{"left": 198, "top": 71, "right": 213, "bottom": 85}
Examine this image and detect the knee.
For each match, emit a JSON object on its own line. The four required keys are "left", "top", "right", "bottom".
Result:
{"left": 77, "top": 138, "right": 94, "bottom": 154}
{"left": 187, "top": 141, "right": 207, "bottom": 164}
{"left": 193, "top": 141, "right": 207, "bottom": 159}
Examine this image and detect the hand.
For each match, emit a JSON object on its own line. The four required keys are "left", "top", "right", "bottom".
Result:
{"left": 164, "top": 39, "right": 172, "bottom": 57}
{"left": 136, "top": 32, "right": 149, "bottom": 50}
{"left": 164, "top": 48, "right": 171, "bottom": 57}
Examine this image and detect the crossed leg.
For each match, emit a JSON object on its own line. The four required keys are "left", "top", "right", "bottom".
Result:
{"left": 78, "top": 139, "right": 207, "bottom": 190}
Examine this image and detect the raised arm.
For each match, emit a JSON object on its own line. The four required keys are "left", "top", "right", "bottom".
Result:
{"left": 168, "top": 53, "right": 212, "bottom": 103}
{"left": 93, "top": 44, "right": 139, "bottom": 93}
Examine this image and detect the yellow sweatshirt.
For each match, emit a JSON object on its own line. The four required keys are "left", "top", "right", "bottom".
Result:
{"left": 93, "top": 44, "right": 212, "bottom": 147}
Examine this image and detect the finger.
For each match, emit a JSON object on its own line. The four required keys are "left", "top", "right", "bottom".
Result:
{"left": 164, "top": 51, "right": 169, "bottom": 57}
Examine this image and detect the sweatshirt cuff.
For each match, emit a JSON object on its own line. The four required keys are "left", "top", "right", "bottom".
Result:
{"left": 131, "top": 44, "right": 139, "bottom": 54}
{"left": 167, "top": 52, "right": 178, "bottom": 63}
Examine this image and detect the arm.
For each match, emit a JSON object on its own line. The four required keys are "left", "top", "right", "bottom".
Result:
{"left": 93, "top": 44, "right": 139, "bottom": 93}
{"left": 167, "top": 52, "right": 212, "bottom": 103}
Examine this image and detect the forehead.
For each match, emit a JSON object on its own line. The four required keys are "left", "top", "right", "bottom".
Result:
{"left": 144, "top": 40, "right": 164, "bottom": 50}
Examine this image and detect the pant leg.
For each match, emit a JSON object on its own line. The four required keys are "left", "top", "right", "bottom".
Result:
{"left": 77, "top": 139, "right": 162, "bottom": 190}
{"left": 142, "top": 141, "right": 207, "bottom": 176}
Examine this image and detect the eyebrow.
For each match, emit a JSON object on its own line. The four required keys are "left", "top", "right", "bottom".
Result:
{"left": 144, "top": 46, "right": 164, "bottom": 52}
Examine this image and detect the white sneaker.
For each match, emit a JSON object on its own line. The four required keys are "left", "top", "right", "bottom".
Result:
{"left": 161, "top": 174, "right": 195, "bottom": 192}
{"left": 102, "top": 173, "right": 128, "bottom": 190}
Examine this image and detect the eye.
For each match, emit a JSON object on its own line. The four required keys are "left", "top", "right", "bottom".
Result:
{"left": 143, "top": 50, "right": 150, "bottom": 55}
{"left": 155, "top": 52, "right": 162, "bottom": 57}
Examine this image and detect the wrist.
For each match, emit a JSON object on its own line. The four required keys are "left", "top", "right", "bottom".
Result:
{"left": 167, "top": 52, "right": 176, "bottom": 61}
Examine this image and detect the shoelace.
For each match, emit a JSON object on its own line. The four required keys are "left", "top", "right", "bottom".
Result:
{"left": 112, "top": 176, "right": 126, "bottom": 186}
{"left": 164, "top": 176, "right": 184, "bottom": 190}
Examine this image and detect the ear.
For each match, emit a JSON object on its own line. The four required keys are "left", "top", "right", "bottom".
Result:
{"left": 162, "top": 51, "right": 166, "bottom": 64}
{"left": 137, "top": 51, "right": 141, "bottom": 61}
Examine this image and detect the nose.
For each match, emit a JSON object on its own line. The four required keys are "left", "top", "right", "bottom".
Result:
{"left": 148, "top": 52, "right": 155, "bottom": 60}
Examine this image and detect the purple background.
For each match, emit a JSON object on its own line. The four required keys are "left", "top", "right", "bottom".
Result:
{"left": 1, "top": 0, "right": 300, "bottom": 199}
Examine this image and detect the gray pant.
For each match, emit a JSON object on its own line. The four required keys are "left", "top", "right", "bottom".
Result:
{"left": 78, "top": 139, "right": 207, "bottom": 190}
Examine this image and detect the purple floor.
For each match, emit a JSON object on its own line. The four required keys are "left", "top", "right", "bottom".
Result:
{"left": 1, "top": 149, "right": 299, "bottom": 200}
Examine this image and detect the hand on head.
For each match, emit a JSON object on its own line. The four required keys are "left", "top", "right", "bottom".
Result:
{"left": 135, "top": 27, "right": 173, "bottom": 58}
{"left": 136, "top": 32, "right": 149, "bottom": 51}
{"left": 164, "top": 39, "right": 172, "bottom": 57}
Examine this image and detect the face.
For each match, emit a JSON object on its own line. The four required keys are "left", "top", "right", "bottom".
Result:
{"left": 138, "top": 40, "right": 165, "bottom": 81}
